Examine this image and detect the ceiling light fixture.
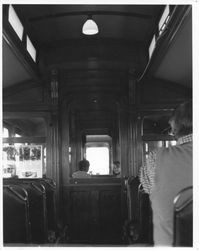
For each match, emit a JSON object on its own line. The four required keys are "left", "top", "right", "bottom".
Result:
{"left": 82, "top": 15, "right": 99, "bottom": 35}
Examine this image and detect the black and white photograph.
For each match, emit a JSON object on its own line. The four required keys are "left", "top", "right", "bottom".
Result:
{"left": 1, "top": 0, "right": 199, "bottom": 248}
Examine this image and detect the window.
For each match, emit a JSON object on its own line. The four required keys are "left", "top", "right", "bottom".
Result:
{"left": 86, "top": 146, "right": 109, "bottom": 175}
{"left": 143, "top": 140, "right": 176, "bottom": 161}
{"left": 3, "top": 127, "right": 9, "bottom": 138}
{"left": 2, "top": 117, "right": 47, "bottom": 178}
{"left": 149, "top": 35, "right": 156, "bottom": 58}
{"left": 8, "top": 5, "right": 24, "bottom": 40}
{"left": 158, "top": 5, "right": 170, "bottom": 35}
{"left": 148, "top": 5, "right": 170, "bottom": 59}
{"left": 26, "top": 35, "right": 37, "bottom": 62}
{"left": 142, "top": 114, "right": 176, "bottom": 162}
{"left": 3, "top": 143, "right": 45, "bottom": 178}
{"left": 84, "top": 134, "right": 112, "bottom": 175}
{"left": 69, "top": 146, "right": 72, "bottom": 163}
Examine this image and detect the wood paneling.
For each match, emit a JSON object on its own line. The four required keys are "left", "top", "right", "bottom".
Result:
{"left": 63, "top": 181, "right": 123, "bottom": 244}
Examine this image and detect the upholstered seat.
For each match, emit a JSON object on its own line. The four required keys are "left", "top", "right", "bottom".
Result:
{"left": 173, "top": 186, "right": 193, "bottom": 246}
{"left": 3, "top": 185, "right": 31, "bottom": 244}
{"left": 3, "top": 179, "right": 48, "bottom": 244}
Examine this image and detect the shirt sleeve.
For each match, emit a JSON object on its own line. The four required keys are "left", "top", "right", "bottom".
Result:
{"left": 139, "top": 150, "right": 157, "bottom": 194}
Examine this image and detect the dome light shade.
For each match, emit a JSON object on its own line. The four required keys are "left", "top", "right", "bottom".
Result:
{"left": 82, "top": 18, "right": 99, "bottom": 35}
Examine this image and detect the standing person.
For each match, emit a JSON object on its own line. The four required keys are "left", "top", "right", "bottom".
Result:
{"left": 72, "top": 158, "right": 91, "bottom": 178}
{"left": 139, "top": 101, "right": 192, "bottom": 246}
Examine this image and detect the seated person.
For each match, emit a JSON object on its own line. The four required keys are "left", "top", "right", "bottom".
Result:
{"left": 113, "top": 161, "right": 121, "bottom": 177}
{"left": 139, "top": 101, "right": 192, "bottom": 246}
{"left": 72, "top": 159, "right": 91, "bottom": 178}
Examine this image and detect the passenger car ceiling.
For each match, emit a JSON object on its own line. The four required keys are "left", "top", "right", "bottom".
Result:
{"left": 3, "top": 4, "right": 192, "bottom": 93}
{"left": 14, "top": 5, "right": 162, "bottom": 45}
{"left": 3, "top": 5, "right": 163, "bottom": 88}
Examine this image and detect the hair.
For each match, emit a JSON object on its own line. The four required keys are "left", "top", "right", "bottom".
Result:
{"left": 78, "top": 159, "right": 90, "bottom": 172}
{"left": 169, "top": 101, "right": 192, "bottom": 138}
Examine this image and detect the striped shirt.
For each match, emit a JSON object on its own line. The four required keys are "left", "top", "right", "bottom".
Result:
{"left": 139, "top": 134, "right": 192, "bottom": 194}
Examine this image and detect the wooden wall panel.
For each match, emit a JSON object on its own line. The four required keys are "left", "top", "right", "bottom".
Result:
{"left": 64, "top": 183, "right": 123, "bottom": 244}
{"left": 98, "top": 189, "right": 122, "bottom": 243}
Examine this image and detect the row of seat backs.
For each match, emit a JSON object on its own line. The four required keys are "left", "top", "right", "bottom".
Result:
{"left": 3, "top": 178, "right": 56, "bottom": 244}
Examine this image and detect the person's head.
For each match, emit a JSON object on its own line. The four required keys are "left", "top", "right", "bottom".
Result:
{"left": 113, "top": 161, "right": 121, "bottom": 175}
{"left": 169, "top": 101, "right": 192, "bottom": 139}
{"left": 78, "top": 159, "right": 90, "bottom": 172}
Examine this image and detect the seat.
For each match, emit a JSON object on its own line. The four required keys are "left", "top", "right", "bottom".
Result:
{"left": 138, "top": 184, "right": 153, "bottom": 244}
{"left": 126, "top": 176, "right": 140, "bottom": 222}
{"left": 124, "top": 177, "right": 153, "bottom": 245}
{"left": 38, "top": 179, "right": 58, "bottom": 242}
{"left": 173, "top": 186, "right": 193, "bottom": 247}
{"left": 3, "top": 178, "right": 48, "bottom": 244}
{"left": 3, "top": 185, "right": 31, "bottom": 244}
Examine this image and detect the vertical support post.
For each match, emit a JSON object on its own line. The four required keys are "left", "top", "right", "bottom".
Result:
{"left": 128, "top": 74, "right": 143, "bottom": 177}
{"left": 118, "top": 102, "right": 130, "bottom": 178}
{"left": 48, "top": 69, "right": 61, "bottom": 226}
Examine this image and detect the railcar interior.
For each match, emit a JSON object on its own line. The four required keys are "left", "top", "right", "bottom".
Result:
{"left": 2, "top": 3, "right": 194, "bottom": 247}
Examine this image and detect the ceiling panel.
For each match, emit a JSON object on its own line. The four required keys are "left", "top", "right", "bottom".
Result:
{"left": 153, "top": 10, "right": 192, "bottom": 87}
{"left": 3, "top": 39, "right": 32, "bottom": 88}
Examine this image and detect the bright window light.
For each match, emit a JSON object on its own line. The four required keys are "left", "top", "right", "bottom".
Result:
{"left": 159, "top": 5, "right": 170, "bottom": 35}
{"left": 170, "top": 141, "right": 177, "bottom": 146}
{"left": 15, "top": 133, "right": 21, "bottom": 137}
{"left": 145, "top": 143, "right": 148, "bottom": 153}
{"left": 149, "top": 35, "right": 156, "bottom": 58}
{"left": 3, "top": 128, "right": 9, "bottom": 138}
{"left": 27, "top": 36, "right": 37, "bottom": 62}
{"left": 166, "top": 140, "right": 177, "bottom": 147}
{"left": 8, "top": 5, "right": 24, "bottom": 40}
{"left": 86, "top": 147, "right": 109, "bottom": 175}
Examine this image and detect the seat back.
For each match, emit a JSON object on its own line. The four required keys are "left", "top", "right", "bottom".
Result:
{"left": 24, "top": 181, "right": 48, "bottom": 244}
{"left": 3, "top": 185, "right": 31, "bottom": 244}
{"left": 125, "top": 177, "right": 153, "bottom": 244}
{"left": 3, "top": 178, "right": 48, "bottom": 244}
{"left": 173, "top": 186, "right": 193, "bottom": 247}
{"left": 38, "top": 179, "right": 57, "bottom": 232}
{"left": 138, "top": 184, "right": 153, "bottom": 244}
{"left": 126, "top": 176, "right": 140, "bottom": 221}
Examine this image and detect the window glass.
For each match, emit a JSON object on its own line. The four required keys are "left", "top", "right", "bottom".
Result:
{"left": 143, "top": 140, "right": 176, "bottom": 161}
{"left": 8, "top": 5, "right": 24, "bottom": 40}
{"left": 158, "top": 5, "right": 170, "bottom": 35}
{"left": 86, "top": 146, "right": 109, "bottom": 175}
{"left": 3, "top": 143, "right": 45, "bottom": 178}
{"left": 144, "top": 141, "right": 163, "bottom": 160}
{"left": 3, "top": 127, "right": 9, "bottom": 138}
{"left": 27, "top": 35, "right": 36, "bottom": 62}
{"left": 149, "top": 35, "right": 156, "bottom": 58}
{"left": 15, "top": 133, "right": 21, "bottom": 137}
{"left": 69, "top": 146, "right": 72, "bottom": 163}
